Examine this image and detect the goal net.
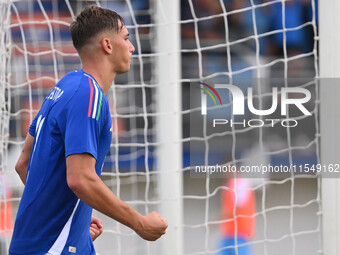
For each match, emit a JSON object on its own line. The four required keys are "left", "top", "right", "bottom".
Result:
{"left": 0, "top": 0, "right": 328, "bottom": 255}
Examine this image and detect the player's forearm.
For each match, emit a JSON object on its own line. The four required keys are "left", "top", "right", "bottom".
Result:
{"left": 15, "top": 154, "right": 29, "bottom": 185}
{"left": 15, "top": 133, "right": 35, "bottom": 185}
{"left": 68, "top": 173, "right": 143, "bottom": 232}
{"left": 15, "top": 163, "right": 27, "bottom": 185}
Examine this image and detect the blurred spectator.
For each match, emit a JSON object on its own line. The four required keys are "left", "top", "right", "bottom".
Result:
{"left": 181, "top": 0, "right": 317, "bottom": 56}
{"left": 131, "top": 0, "right": 151, "bottom": 26}
{"left": 233, "top": 0, "right": 272, "bottom": 55}
{"left": 182, "top": 0, "right": 225, "bottom": 41}
{"left": 217, "top": 178, "right": 256, "bottom": 255}
{"left": 270, "top": 1, "right": 306, "bottom": 56}
{"left": 0, "top": 173, "right": 14, "bottom": 254}
{"left": 302, "top": 0, "right": 318, "bottom": 53}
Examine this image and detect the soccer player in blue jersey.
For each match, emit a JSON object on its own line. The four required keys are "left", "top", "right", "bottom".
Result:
{"left": 9, "top": 6, "right": 168, "bottom": 255}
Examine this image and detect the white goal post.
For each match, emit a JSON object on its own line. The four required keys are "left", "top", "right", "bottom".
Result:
{"left": 155, "top": 0, "right": 183, "bottom": 254}
{"left": 319, "top": 0, "right": 340, "bottom": 255}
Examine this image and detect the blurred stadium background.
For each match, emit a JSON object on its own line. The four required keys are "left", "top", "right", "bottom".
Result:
{"left": 1, "top": 0, "right": 339, "bottom": 254}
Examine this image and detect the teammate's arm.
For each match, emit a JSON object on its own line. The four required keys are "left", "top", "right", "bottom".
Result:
{"left": 15, "top": 133, "right": 34, "bottom": 185}
{"left": 66, "top": 153, "right": 168, "bottom": 241}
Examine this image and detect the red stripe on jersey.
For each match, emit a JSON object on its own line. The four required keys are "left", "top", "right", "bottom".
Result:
{"left": 88, "top": 78, "right": 94, "bottom": 117}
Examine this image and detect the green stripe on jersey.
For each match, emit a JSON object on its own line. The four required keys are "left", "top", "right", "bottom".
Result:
{"left": 96, "top": 91, "right": 103, "bottom": 121}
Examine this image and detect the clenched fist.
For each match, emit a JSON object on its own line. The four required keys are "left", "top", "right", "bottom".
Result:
{"left": 90, "top": 216, "right": 104, "bottom": 241}
{"left": 135, "top": 211, "right": 168, "bottom": 241}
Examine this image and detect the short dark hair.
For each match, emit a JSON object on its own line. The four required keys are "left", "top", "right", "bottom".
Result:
{"left": 70, "top": 6, "right": 124, "bottom": 52}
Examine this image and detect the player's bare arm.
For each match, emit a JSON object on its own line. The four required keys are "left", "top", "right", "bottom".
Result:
{"left": 15, "top": 133, "right": 34, "bottom": 185}
{"left": 66, "top": 153, "right": 168, "bottom": 241}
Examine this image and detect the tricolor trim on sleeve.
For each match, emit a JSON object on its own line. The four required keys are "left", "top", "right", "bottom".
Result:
{"left": 86, "top": 76, "right": 103, "bottom": 121}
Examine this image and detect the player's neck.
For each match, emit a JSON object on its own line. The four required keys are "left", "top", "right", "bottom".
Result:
{"left": 82, "top": 65, "right": 116, "bottom": 95}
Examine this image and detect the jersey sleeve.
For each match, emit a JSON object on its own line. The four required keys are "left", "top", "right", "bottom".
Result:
{"left": 28, "top": 113, "right": 40, "bottom": 137}
{"left": 59, "top": 78, "right": 106, "bottom": 159}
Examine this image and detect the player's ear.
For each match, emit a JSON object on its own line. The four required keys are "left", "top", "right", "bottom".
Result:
{"left": 101, "top": 37, "right": 112, "bottom": 54}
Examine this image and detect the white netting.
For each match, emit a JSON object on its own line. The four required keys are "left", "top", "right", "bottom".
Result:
{"left": 183, "top": 0, "right": 320, "bottom": 255}
{"left": 1, "top": 0, "right": 322, "bottom": 255}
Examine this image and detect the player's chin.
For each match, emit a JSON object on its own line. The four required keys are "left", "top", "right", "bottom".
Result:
{"left": 116, "top": 64, "right": 131, "bottom": 74}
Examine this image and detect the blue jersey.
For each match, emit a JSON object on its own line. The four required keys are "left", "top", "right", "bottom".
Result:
{"left": 9, "top": 70, "right": 112, "bottom": 255}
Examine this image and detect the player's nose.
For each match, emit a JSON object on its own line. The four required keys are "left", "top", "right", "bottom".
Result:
{"left": 129, "top": 41, "right": 135, "bottom": 53}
